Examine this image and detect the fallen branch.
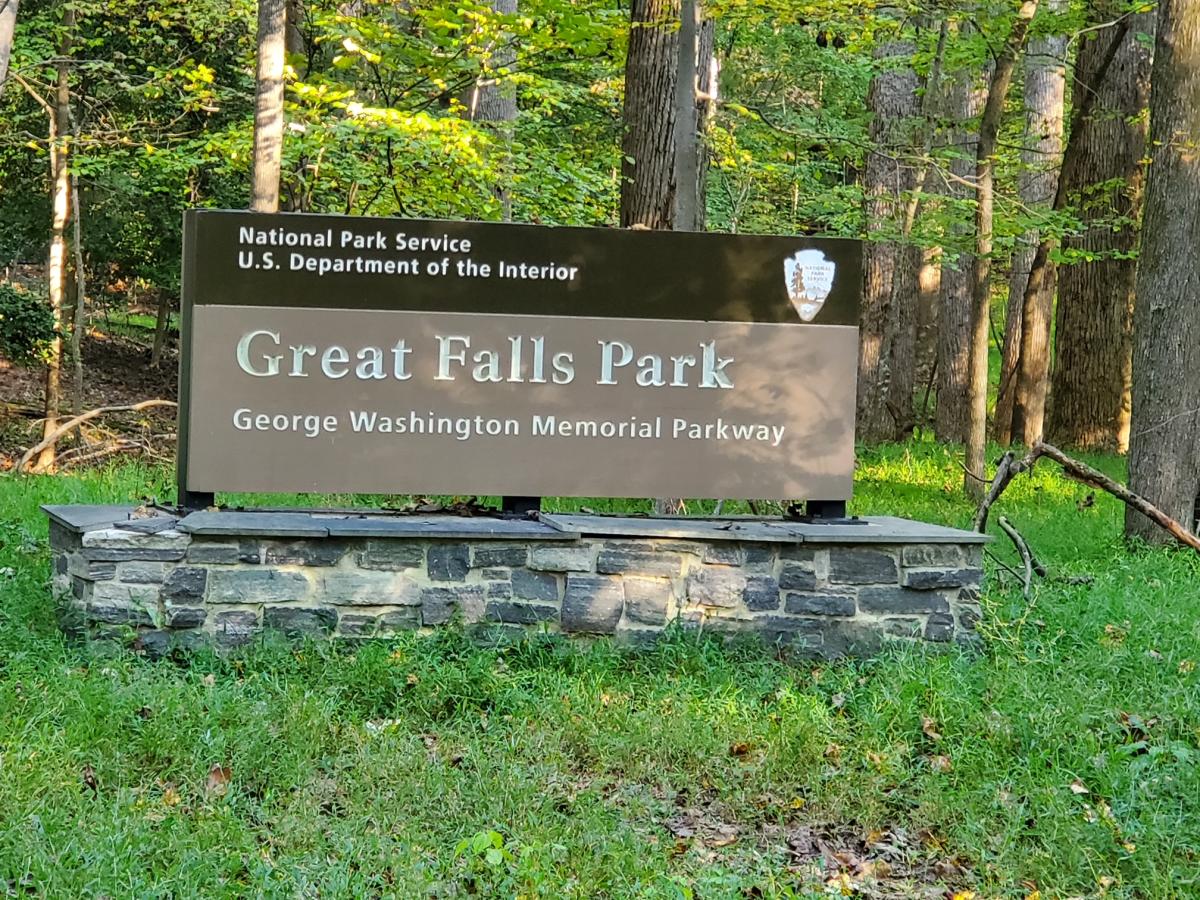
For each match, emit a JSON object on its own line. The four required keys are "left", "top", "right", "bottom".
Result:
{"left": 974, "top": 441, "right": 1200, "bottom": 553}
{"left": 17, "top": 399, "right": 177, "bottom": 473}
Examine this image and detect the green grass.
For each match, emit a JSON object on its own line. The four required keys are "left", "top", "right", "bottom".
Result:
{"left": 2, "top": 445, "right": 1200, "bottom": 897}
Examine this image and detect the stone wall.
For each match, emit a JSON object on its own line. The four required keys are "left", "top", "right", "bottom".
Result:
{"left": 45, "top": 507, "right": 986, "bottom": 657}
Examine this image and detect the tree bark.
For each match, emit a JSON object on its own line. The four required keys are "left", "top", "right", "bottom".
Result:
{"left": 995, "top": 0, "right": 1066, "bottom": 445}
{"left": 1050, "top": 11, "right": 1153, "bottom": 452}
{"left": 964, "top": 0, "right": 1039, "bottom": 496}
{"left": 857, "top": 30, "right": 920, "bottom": 444}
{"left": 620, "top": 0, "right": 712, "bottom": 231}
{"left": 935, "top": 48, "right": 988, "bottom": 444}
{"left": 1126, "top": 0, "right": 1200, "bottom": 543}
{"left": 70, "top": 167, "right": 85, "bottom": 416}
{"left": 465, "top": 0, "right": 518, "bottom": 220}
{"left": 36, "top": 5, "right": 74, "bottom": 472}
{"left": 251, "top": 0, "right": 288, "bottom": 213}
{"left": 0, "top": 0, "right": 17, "bottom": 93}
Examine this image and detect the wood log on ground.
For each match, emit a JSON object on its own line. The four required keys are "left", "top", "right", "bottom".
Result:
{"left": 974, "top": 441, "right": 1200, "bottom": 553}
{"left": 18, "top": 399, "right": 176, "bottom": 473}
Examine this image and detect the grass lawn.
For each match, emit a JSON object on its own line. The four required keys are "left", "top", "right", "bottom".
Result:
{"left": 1, "top": 442, "right": 1198, "bottom": 898}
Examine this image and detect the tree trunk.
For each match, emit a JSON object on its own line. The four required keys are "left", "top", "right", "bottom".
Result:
{"left": 857, "top": 31, "right": 920, "bottom": 444}
{"left": 466, "top": 0, "right": 518, "bottom": 221}
{"left": 995, "top": 0, "right": 1066, "bottom": 445}
{"left": 150, "top": 290, "right": 172, "bottom": 367}
{"left": 964, "top": 1, "right": 1039, "bottom": 496}
{"left": 36, "top": 6, "right": 73, "bottom": 472}
{"left": 0, "top": 0, "right": 17, "bottom": 93}
{"left": 70, "top": 167, "right": 85, "bottom": 416}
{"left": 935, "top": 54, "right": 988, "bottom": 444}
{"left": 251, "top": 0, "right": 288, "bottom": 213}
{"left": 1050, "top": 11, "right": 1153, "bottom": 452}
{"left": 1126, "top": 0, "right": 1200, "bottom": 543}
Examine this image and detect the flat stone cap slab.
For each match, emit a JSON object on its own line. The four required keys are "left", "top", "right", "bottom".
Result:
{"left": 45, "top": 506, "right": 986, "bottom": 545}
{"left": 178, "top": 510, "right": 578, "bottom": 540}
{"left": 540, "top": 514, "right": 989, "bottom": 544}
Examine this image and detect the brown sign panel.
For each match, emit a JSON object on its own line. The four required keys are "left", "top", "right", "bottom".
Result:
{"left": 179, "top": 211, "right": 861, "bottom": 500}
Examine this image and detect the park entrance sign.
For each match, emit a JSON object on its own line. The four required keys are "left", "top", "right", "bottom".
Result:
{"left": 178, "top": 211, "right": 862, "bottom": 504}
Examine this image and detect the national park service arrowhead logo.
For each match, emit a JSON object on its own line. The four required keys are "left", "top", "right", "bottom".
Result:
{"left": 783, "top": 249, "right": 836, "bottom": 322}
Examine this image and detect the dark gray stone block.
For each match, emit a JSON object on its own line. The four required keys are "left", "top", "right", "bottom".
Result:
{"left": 421, "top": 586, "right": 485, "bottom": 626}
{"left": 512, "top": 569, "right": 559, "bottom": 602}
{"left": 958, "top": 607, "right": 981, "bottom": 632}
{"left": 623, "top": 577, "right": 671, "bottom": 625}
{"left": 744, "top": 544, "right": 776, "bottom": 564}
{"left": 901, "top": 545, "right": 964, "bottom": 568}
{"left": 778, "top": 563, "right": 817, "bottom": 591}
{"left": 161, "top": 567, "right": 207, "bottom": 604}
{"left": 186, "top": 543, "right": 241, "bottom": 565}
{"left": 858, "top": 586, "right": 950, "bottom": 615}
{"left": 180, "top": 511, "right": 329, "bottom": 537}
{"left": 925, "top": 613, "right": 954, "bottom": 643}
{"left": 165, "top": 606, "right": 206, "bottom": 628}
{"left": 115, "top": 517, "right": 178, "bottom": 535}
{"left": 380, "top": 609, "right": 420, "bottom": 631}
{"left": 427, "top": 544, "right": 470, "bottom": 582}
{"left": 485, "top": 601, "right": 558, "bottom": 625}
{"left": 597, "top": 549, "right": 683, "bottom": 578}
{"left": 784, "top": 592, "right": 855, "bottom": 617}
{"left": 238, "top": 539, "right": 263, "bottom": 564}
{"left": 134, "top": 629, "right": 172, "bottom": 658}
{"left": 487, "top": 581, "right": 513, "bottom": 599}
{"left": 686, "top": 567, "right": 746, "bottom": 608}
{"left": 264, "top": 540, "right": 348, "bottom": 567}
{"left": 264, "top": 606, "right": 338, "bottom": 638}
{"left": 82, "top": 560, "right": 117, "bottom": 580}
{"left": 829, "top": 549, "right": 898, "bottom": 585}
{"left": 884, "top": 617, "right": 922, "bottom": 639}
{"left": 207, "top": 569, "right": 310, "bottom": 604}
{"left": 702, "top": 544, "right": 743, "bottom": 566}
{"left": 778, "top": 545, "right": 816, "bottom": 562}
{"left": 821, "top": 621, "right": 885, "bottom": 658}
{"left": 473, "top": 546, "right": 529, "bottom": 568}
{"left": 901, "top": 568, "right": 983, "bottom": 590}
{"left": 339, "top": 614, "right": 378, "bottom": 637}
{"left": 215, "top": 611, "right": 259, "bottom": 647}
{"left": 481, "top": 568, "right": 510, "bottom": 580}
{"left": 86, "top": 602, "right": 152, "bottom": 626}
{"left": 562, "top": 575, "right": 624, "bottom": 633}
{"left": 529, "top": 545, "right": 594, "bottom": 573}
{"left": 82, "top": 548, "right": 186, "bottom": 563}
{"left": 743, "top": 575, "right": 780, "bottom": 611}
{"left": 43, "top": 504, "right": 135, "bottom": 534}
{"left": 756, "top": 616, "right": 824, "bottom": 651}
{"left": 358, "top": 541, "right": 424, "bottom": 570}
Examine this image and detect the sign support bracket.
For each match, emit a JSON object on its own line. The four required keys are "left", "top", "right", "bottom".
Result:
{"left": 501, "top": 496, "right": 542, "bottom": 517}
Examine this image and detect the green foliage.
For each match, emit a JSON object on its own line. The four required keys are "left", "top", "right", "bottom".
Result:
{"left": 0, "top": 283, "right": 55, "bottom": 365}
{"left": 2, "top": 444, "right": 1199, "bottom": 896}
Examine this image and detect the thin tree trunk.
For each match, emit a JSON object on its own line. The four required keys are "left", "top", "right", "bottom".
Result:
{"left": 36, "top": 6, "right": 73, "bottom": 472}
{"left": 150, "top": 290, "right": 171, "bottom": 367}
{"left": 251, "top": 0, "right": 288, "bottom": 213}
{"left": 1050, "top": 10, "right": 1152, "bottom": 452}
{"left": 466, "top": 0, "right": 518, "bottom": 220}
{"left": 857, "top": 29, "right": 920, "bottom": 444}
{"left": 964, "top": 1, "right": 1039, "bottom": 496}
{"left": 70, "top": 167, "right": 85, "bottom": 416}
{"left": 995, "top": 0, "right": 1066, "bottom": 445}
{"left": 936, "top": 47, "right": 988, "bottom": 444}
{"left": 0, "top": 0, "right": 17, "bottom": 93}
{"left": 1126, "top": 0, "right": 1200, "bottom": 543}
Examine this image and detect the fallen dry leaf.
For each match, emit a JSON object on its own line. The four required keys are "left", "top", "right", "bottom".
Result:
{"left": 921, "top": 716, "right": 943, "bottom": 742}
{"left": 1069, "top": 779, "right": 1089, "bottom": 795}
{"left": 929, "top": 754, "right": 952, "bottom": 773}
{"left": 163, "top": 785, "right": 181, "bottom": 806}
{"left": 81, "top": 764, "right": 98, "bottom": 794}
{"left": 1180, "top": 659, "right": 1196, "bottom": 674}
{"left": 201, "top": 673, "right": 216, "bottom": 687}
{"left": 206, "top": 764, "right": 232, "bottom": 797}
{"left": 729, "top": 741, "right": 753, "bottom": 758}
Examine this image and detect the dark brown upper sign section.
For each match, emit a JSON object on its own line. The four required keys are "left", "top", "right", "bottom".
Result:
{"left": 184, "top": 210, "right": 861, "bottom": 326}
{"left": 178, "top": 211, "right": 862, "bottom": 502}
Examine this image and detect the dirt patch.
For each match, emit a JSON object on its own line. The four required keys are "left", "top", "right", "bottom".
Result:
{"left": 0, "top": 330, "right": 178, "bottom": 470}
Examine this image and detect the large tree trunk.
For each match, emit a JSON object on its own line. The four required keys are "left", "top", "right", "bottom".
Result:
{"left": 0, "top": 0, "right": 17, "bottom": 93}
{"left": 964, "top": 1, "right": 1038, "bottom": 496}
{"left": 620, "top": 0, "right": 712, "bottom": 231}
{"left": 935, "top": 53, "right": 987, "bottom": 444}
{"left": 620, "top": 0, "right": 713, "bottom": 515}
{"left": 857, "top": 31, "right": 920, "bottom": 444}
{"left": 1126, "top": 0, "right": 1200, "bottom": 543}
{"left": 251, "top": 0, "right": 288, "bottom": 213}
{"left": 466, "top": 0, "right": 518, "bottom": 221}
{"left": 995, "top": 0, "right": 1066, "bottom": 445}
{"left": 1050, "top": 11, "right": 1153, "bottom": 452}
{"left": 35, "top": 6, "right": 73, "bottom": 472}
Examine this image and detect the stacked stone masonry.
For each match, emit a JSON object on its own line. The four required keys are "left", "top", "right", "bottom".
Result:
{"left": 46, "top": 509, "right": 986, "bottom": 657}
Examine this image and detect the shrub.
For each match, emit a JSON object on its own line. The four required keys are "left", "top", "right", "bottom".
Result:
{"left": 0, "top": 283, "right": 55, "bottom": 365}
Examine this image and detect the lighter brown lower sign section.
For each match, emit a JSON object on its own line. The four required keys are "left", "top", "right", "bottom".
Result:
{"left": 185, "top": 306, "right": 858, "bottom": 499}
